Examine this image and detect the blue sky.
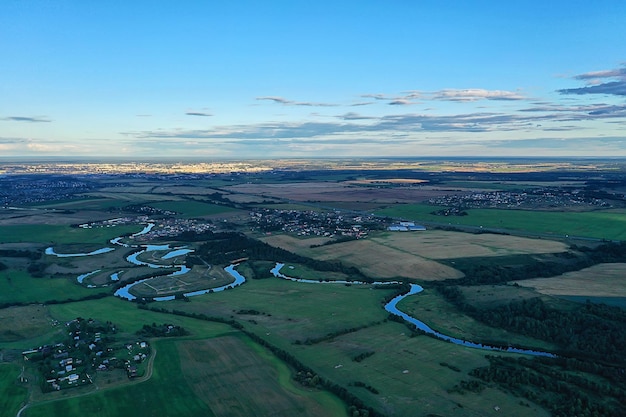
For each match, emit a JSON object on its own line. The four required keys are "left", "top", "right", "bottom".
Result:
{"left": 1, "top": 1, "right": 625, "bottom": 158}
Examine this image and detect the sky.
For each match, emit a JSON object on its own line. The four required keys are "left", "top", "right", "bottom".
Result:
{"left": 1, "top": 0, "right": 625, "bottom": 159}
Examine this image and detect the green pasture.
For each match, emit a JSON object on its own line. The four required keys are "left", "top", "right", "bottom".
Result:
{"left": 0, "top": 224, "right": 141, "bottom": 244}
{"left": 47, "top": 297, "right": 233, "bottom": 337}
{"left": 0, "top": 363, "right": 28, "bottom": 417}
{"left": 149, "top": 201, "right": 235, "bottom": 218}
{"left": 377, "top": 204, "right": 626, "bottom": 240}
{"left": 168, "top": 277, "right": 396, "bottom": 343}
{"left": 289, "top": 321, "right": 549, "bottom": 417}
{"left": 0, "top": 269, "right": 109, "bottom": 306}
{"left": 242, "top": 336, "right": 349, "bottom": 417}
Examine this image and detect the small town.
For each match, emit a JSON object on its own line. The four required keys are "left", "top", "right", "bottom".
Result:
{"left": 248, "top": 208, "right": 386, "bottom": 238}
{"left": 428, "top": 187, "right": 617, "bottom": 210}
{"left": 22, "top": 318, "right": 151, "bottom": 392}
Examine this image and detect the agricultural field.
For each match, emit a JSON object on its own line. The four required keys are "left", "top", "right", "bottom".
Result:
{"left": 0, "top": 305, "right": 53, "bottom": 343}
{"left": 376, "top": 204, "right": 626, "bottom": 240}
{"left": 515, "top": 263, "right": 626, "bottom": 307}
{"left": 176, "top": 335, "right": 347, "bottom": 417}
{"left": 225, "top": 181, "right": 456, "bottom": 204}
{"left": 0, "top": 363, "right": 28, "bottom": 417}
{"left": 262, "top": 230, "right": 568, "bottom": 281}
{"left": 262, "top": 234, "right": 462, "bottom": 281}
{"left": 368, "top": 230, "right": 568, "bottom": 259}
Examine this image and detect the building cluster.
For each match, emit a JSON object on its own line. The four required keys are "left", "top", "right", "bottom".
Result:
{"left": 428, "top": 188, "right": 613, "bottom": 210}
{"left": 0, "top": 176, "right": 95, "bottom": 205}
{"left": 388, "top": 221, "right": 426, "bottom": 231}
{"left": 135, "top": 218, "right": 216, "bottom": 240}
{"left": 79, "top": 216, "right": 216, "bottom": 240}
{"left": 249, "top": 208, "right": 384, "bottom": 238}
{"left": 22, "top": 318, "right": 150, "bottom": 392}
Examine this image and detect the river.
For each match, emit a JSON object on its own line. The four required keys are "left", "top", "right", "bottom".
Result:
{"left": 385, "top": 284, "right": 556, "bottom": 357}
{"left": 58, "top": 224, "right": 557, "bottom": 357}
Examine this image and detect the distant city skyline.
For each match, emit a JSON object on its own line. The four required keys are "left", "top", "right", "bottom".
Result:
{"left": 1, "top": 1, "right": 625, "bottom": 158}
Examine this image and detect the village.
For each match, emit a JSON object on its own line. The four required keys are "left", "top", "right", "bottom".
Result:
{"left": 428, "top": 187, "right": 615, "bottom": 211}
{"left": 247, "top": 208, "right": 387, "bottom": 239}
{"left": 22, "top": 318, "right": 151, "bottom": 393}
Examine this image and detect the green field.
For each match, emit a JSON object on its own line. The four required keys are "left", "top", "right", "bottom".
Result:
{"left": 159, "top": 277, "right": 551, "bottom": 416}
{"left": 150, "top": 200, "right": 235, "bottom": 218}
{"left": 292, "top": 322, "right": 549, "bottom": 417}
{"left": 0, "top": 363, "right": 28, "bottom": 417}
{"left": 0, "top": 270, "right": 109, "bottom": 306}
{"left": 0, "top": 224, "right": 141, "bottom": 244}
{"left": 30, "top": 198, "right": 129, "bottom": 211}
{"left": 377, "top": 204, "right": 626, "bottom": 240}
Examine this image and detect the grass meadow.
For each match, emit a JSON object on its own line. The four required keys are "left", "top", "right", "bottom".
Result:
{"left": 162, "top": 277, "right": 551, "bottom": 416}
{"left": 0, "top": 363, "right": 28, "bottom": 417}
{"left": 377, "top": 204, "right": 626, "bottom": 240}
{"left": 292, "top": 322, "right": 550, "bottom": 417}
{"left": 0, "top": 270, "right": 109, "bottom": 306}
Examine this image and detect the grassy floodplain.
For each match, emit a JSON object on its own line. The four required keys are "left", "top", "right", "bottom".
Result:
{"left": 0, "top": 269, "right": 109, "bottom": 306}
{"left": 377, "top": 204, "right": 626, "bottom": 240}
{"left": 160, "top": 276, "right": 551, "bottom": 416}
{"left": 395, "top": 286, "right": 557, "bottom": 351}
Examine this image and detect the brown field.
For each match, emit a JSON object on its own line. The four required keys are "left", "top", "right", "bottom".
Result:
{"left": 515, "top": 263, "right": 626, "bottom": 297}
{"left": 262, "top": 231, "right": 567, "bottom": 281}
{"left": 262, "top": 235, "right": 462, "bottom": 281}
{"left": 0, "top": 305, "right": 51, "bottom": 342}
{"left": 226, "top": 181, "right": 459, "bottom": 203}
{"left": 259, "top": 234, "right": 332, "bottom": 250}
{"left": 370, "top": 230, "right": 569, "bottom": 259}
{"left": 176, "top": 336, "right": 338, "bottom": 417}
{"left": 152, "top": 185, "right": 224, "bottom": 195}
{"left": 346, "top": 179, "right": 429, "bottom": 185}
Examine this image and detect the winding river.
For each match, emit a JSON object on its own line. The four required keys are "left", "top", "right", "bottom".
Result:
{"left": 49, "top": 223, "right": 557, "bottom": 357}
{"left": 384, "top": 284, "right": 556, "bottom": 357}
